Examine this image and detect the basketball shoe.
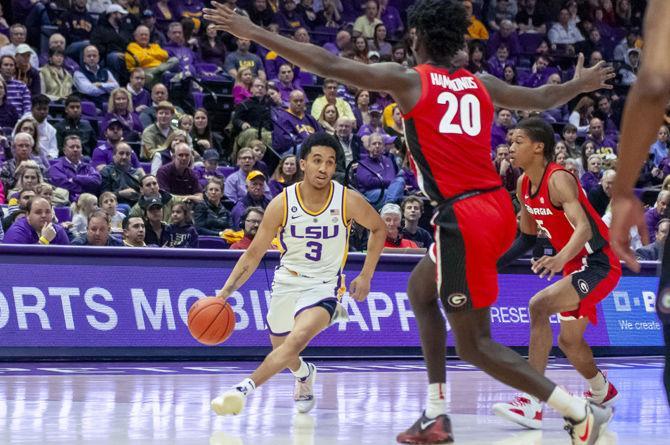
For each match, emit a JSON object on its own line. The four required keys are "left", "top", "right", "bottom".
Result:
{"left": 294, "top": 362, "right": 317, "bottom": 413}
{"left": 396, "top": 411, "right": 454, "bottom": 444}
{"left": 492, "top": 394, "right": 543, "bottom": 429}
{"left": 211, "top": 384, "right": 249, "bottom": 415}
{"left": 583, "top": 372, "right": 620, "bottom": 407}
{"left": 564, "top": 401, "right": 613, "bottom": 445}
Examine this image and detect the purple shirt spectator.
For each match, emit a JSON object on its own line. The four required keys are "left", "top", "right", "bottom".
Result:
{"left": 487, "top": 55, "right": 514, "bottom": 79}
{"left": 580, "top": 171, "right": 602, "bottom": 195}
{"left": 48, "top": 157, "right": 102, "bottom": 202}
{"left": 586, "top": 136, "right": 618, "bottom": 155}
{"left": 486, "top": 30, "right": 521, "bottom": 57}
{"left": 5, "top": 79, "right": 31, "bottom": 117}
{"left": 128, "top": 86, "right": 151, "bottom": 112}
{"left": 193, "top": 165, "right": 225, "bottom": 189}
{"left": 272, "top": 109, "right": 321, "bottom": 154}
{"left": 231, "top": 193, "right": 271, "bottom": 228}
{"left": 0, "top": 100, "right": 18, "bottom": 129}
{"left": 101, "top": 112, "right": 143, "bottom": 139}
{"left": 645, "top": 207, "right": 664, "bottom": 243}
{"left": 91, "top": 141, "right": 141, "bottom": 170}
{"left": 3, "top": 217, "right": 70, "bottom": 245}
{"left": 356, "top": 153, "right": 398, "bottom": 193}
{"left": 274, "top": 79, "right": 304, "bottom": 106}
{"left": 164, "top": 42, "right": 198, "bottom": 76}
{"left": 157, "top": 162, "right": 203, "bottom": 196}
{"left": 380, "top": 4, "right": 404, "bottom": 38}
{"left": 224, "top": 168, "right": 272, "bottom": 203}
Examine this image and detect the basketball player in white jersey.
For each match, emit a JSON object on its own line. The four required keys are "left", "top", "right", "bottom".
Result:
{"left": 212, "top": 132, "right": 386, "bottom": 416}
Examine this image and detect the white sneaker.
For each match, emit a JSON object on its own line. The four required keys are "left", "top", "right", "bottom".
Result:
{"left": 564, "top": 401, "right": 613, "bottom": 445}
{"left": 492, "top": 394, "right": 543, "bottom": 429}
{"left": 294, "top": 363, "right": 317, "bottom": 413}
{"left": 211, "top": 386, "right": 247, "bottom": 416}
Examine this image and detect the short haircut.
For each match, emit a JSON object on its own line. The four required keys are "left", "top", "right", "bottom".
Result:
{"left": 25, "top": 196, "right": 48, "bottom": 213}
{"left": 122, "top": 215, "right": 143, "bottom": 230}
{"left": 515, "top": 117, "right": 556, "bottom": 162}
{"left": 32, "top": 94, "right": 50, "bottom": 108}
{"left": 98, "top": 191, "right": 117, "bottom": 206}
{"left": 243, "top": 206, "right": 265, "bottom": 222}
{"left": 64, "top": 95, "right": 81, "bottom": 107}
{"left": 206, "top": 177, "right": 224, "bottom": 189}
{"left": 88, "top": 210, "right": 111, "bottom": 225}
{"left": 113, "top": 142, "right": 132, "bottom": 154}
{"left": 299, "top": 132, "right": 340, "bottom": 161}
{"left": 401, "top": 195, "right": 424, "bottom": 213}
{"left": 562, "top": 123, "right": 577, "bottom": 134}
{"left": 140, "top": 174, "right": 157, "bottom": 186}
{"left": 323, "top": 78, "right": 338, "bottom": 88}
{"left": 63, "top": 134, "right": 81, "bottom": 146}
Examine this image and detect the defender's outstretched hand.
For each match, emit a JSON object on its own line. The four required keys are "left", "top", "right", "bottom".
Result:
{"left": 572, "top": 53, "right": 616, "bottom": 93}
{"left": 203, "top": 2, "right": 256, "bottom": 39}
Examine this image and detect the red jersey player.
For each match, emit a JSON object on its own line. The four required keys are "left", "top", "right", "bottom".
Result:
{"left": 493, "top": 118, "right": 622, "bottom": 429}
{"left": 204, "top": 1, "right": 615, "bottom": 443}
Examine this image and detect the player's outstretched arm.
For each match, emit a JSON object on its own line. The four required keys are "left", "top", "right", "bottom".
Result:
{"left": 345, "top": 189, "right": 386, "bottom": 302}
{"left": 216, "top": 195, "right": 284, "bottom": 300}
{"left": 203, "top": 2, "right": 419, "bottom": 109}
{"left": 531, "top": 171, "right": 592, "bottom": 280}
{"left": 497, "top": 175, "right": 538, "bottom": 270}
{"left": 479, "top": 53, "right": 614, "bottom": 112}
{"left": 611, "top": 0, "right": 670, "bottom": 272}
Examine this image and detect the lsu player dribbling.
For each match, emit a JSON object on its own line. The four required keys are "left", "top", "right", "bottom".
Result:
{"left": 211, "top": 132, "right": 386, "bottom": 416}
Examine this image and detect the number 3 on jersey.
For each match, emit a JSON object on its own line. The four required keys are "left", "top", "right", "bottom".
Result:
{"left": 437, "top": 92, "right": 482, "bottom": 136}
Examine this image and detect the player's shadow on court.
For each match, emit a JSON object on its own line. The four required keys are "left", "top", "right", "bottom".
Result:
{"left": 209, "top": 413, "right": 315, "bottom": 445}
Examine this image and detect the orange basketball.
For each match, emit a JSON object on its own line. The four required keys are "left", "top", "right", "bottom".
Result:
{"left": 187, "top": 297, "right": 236, "bottom": 345}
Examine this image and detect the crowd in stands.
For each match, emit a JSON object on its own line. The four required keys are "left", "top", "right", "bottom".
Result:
{"left": 0, "top": 0, "right": 662, "bottom": 258}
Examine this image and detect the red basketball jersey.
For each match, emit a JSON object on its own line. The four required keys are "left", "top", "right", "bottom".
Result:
{"left": 521, "top": 163, "right": 610, "bottom": 263}
{"left": 402, "top": 65, "right": 501, "bottom": 202}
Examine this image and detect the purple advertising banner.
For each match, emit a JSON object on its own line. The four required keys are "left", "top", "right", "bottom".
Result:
{"left": 0, "top": 246, "right": 662, "bottom": 352}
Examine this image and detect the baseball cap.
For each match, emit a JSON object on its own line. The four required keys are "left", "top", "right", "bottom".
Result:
{"left": 105, "top": 118, "right": 124, "bottom": 130}
{"left": 142, "top": 197, "right": 163, "bottom": 210}
{"left": 383, "top": 134, "right": 397, "bottom": 145}
{"left": 247, "top": 170, "right": 266, "bottom": 182}
{"left": 141, "top": 9, "right": 154, "bottom": 18}
{"left": 107, "top": 4, "right": 128, "bottom": 15}
{"left": 369, "top": 104, "right": 383, "bottom": 114}
{"left": 367, "top": 50, "right": 380, "bottom": 60}
{"left": 15, "top": 44, "right": 32, "bottom": 54}
{"left": 203, "top": 149, "right": 220, "bottom": 162}
{"left": 380, "top": 203, "right": 401, "bottom": 216}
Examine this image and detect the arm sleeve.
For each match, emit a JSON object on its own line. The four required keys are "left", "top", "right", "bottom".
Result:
{"left": 497, "top": 233, "right": 537, "bottom": 270}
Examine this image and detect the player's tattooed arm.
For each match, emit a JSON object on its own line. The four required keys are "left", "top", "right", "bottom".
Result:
{"left": 217, "top": 197, "right": 284, "bottom": 300}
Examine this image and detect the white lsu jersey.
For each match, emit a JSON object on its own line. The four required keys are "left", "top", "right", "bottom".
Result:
{"left": 277, "top": 181, "right": 351, "bottom": 280}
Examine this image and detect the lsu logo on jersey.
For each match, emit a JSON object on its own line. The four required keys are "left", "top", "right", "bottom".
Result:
{"left": 289, "top": 225, "right": 339, "bottom": 240}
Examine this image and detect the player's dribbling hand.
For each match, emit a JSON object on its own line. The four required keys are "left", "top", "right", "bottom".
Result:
{"left": 530, "top": 255, "right": 565, "bottom": 281}
{"left": 349, "top": 275, "right": 371, "bottom": 302}
{"left": 572, "top": 53, "right": 616, "bottom": 92}
{"left": 610, "top": 193, "right": 645, "bottom": 273}
{"left": 203, "top": 2, "right": 255, "bottom": 39}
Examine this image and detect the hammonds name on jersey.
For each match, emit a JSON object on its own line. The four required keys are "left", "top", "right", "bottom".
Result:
{"left": 277, "top": 181, "right": 350, "bottom": 280}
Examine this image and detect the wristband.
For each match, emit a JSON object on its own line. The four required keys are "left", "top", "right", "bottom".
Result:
{"left": 39, "top": 236, "right": 50, "bottom": 245}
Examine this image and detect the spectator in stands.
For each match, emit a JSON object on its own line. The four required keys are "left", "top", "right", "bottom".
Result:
{"left": 586, "top": 117, "right": 617, "bottom": 155}
{"left": 48, "top": 135, "right": 101, "bottom": 202}
{"left": 645, "top": 191, "right": 670, "bottom": 243}
{"left": 516, "top": 0, "right": 548, "bottom": 34}
{"left": 380, "top": 203, "right": 418, "bottom": 249}
{"left": 125, "top": 25, "right": 179, "bottom": 87}
{"left": 595, "top": 95, "right": 621, "bottom": 137}
{"left": 249, "top": 0, "right": 275, "bottom": 28}
{"left": 71, "top": 210, "right": 123, "bottom": 246}
{"left": 356, "top": 133, "right": 404, "bottom": 208}
{"left": 164, "top": 202, "right": 198, "bottom": 248}
{"left": 194, "top": 149, "right": 225, "bottom": 189}
{"left": 1, "top": 189, "right": 34, "bottom": 231}
{"left": 130, "top": 174, "right": 178, "bottom": 222}
{"left": 486, "top": 0, "right": 517, "bottom": 32}
{"left": 274, "top": 64, "right": 304, "bottom": 106}
{"left": 225, "top": 149, "right": 267, "bottom": 203}
{"left": 273, "top": 90, "right": 320, "bottom": 155}
{"left": 191, "top": 108, "right": 223, "bottom": 156}
{"left": 491, "top": 108, "right": 514, "bottom": 150}
{"left": 618, "top": 48, "right": 640, "bottom": 87}
{"left": 296, "top": 0, "right": 318, "bottom": 29}
{"left": 73, "top": 45, "right": 119, "bottom": 110}
{"left": 613, "top": 28, "right": 639, "bottom": 62}
{"left": 139, "top": 83, "right": 183, "bottom": 127}
{"left": 316, "top": 0, "right": 343, "bottom": 30}
{"left": 122, "top": 215, "right": 147, "bottom": 247}
{"left": 7, "top": 161, "right": 42, "bottom": 199}
{"left": 0, "top": 24, "right": 38, "bottom": 68}
{"left": 14, "top": 44, "right": 40, "bottom": 97}
{"left": 233, "top": 67, "right": 254, "bottom": 105}
{"left": 334, "top": 117, "right": 363, "bottom": 168}
{"left": 54, "top": 95, "right": 97, "bottom": 156}
{"left": 165, "top": 22, "right": 198, "bottom": 80}
{"left": 369, "top": 24, "right": 392, "bottom": 58}
{"left": 141, "top": 101, "right": 175, "bottom": 160}
{"left": 91, "top": 119, "right": 141, "bottom": 172}
{"left": 156, "top": 143, "right": 203, "bottom": 198}
{"left": 588, "top": 50, "right": 603, "bottom": 68}
{"left": 102, "top": 88, "right": 143, "bottom": 142}
{"left": 199, "top": 22, "right": 227, "bottom": 67}
{"left": 69, "top": 192, "right": 99, "bottom": 239}
{"left": 487, "top": 43, "right": 513, "bottom": 80}
{"left": 193, "top": 177, "right": 231, "bottom": 235}
{"left": 561, "top": 123, "right": 580, "bottom": 158}
{"left": 353, "top": 90, "right": 371, "bottom": 128}
{"left": 580, "top": 154, "right": 603, "bottom": 194}
{"left": 151, "top": 130, "right": 191, "bottom": 174}
{"left": 466, "top": 40, "right": 488, "bottom": 75}
{"left": 60, "top": 0, "right": 95, "bottom": 61}
{"left": 494, "top": 143, "right": 521, "bottom": 192}
{"left": 548, "top": 7, "right": 584, "bottom": 45}
{"left": 142, "top": 196, "right": 168, "bottom": 246}
{"left": 0, "top": 55, "right": 31, "bottom": 117}
{"left": 462, "top": 0, "right": 488, "bottom": 40}
{"left": 232, "top": 78, "right": 274, "bottom": 150}
{"left": 0, "top": 133, "right": 45, "bottom": 191}
{"left": 268, "top": 154, "right": 299, "bottom": 197}
{"left": 13, "top": 117, "right": 49, "bottom": 169}
{"left": 324, "top": 30, "right": 351, "bottom": 56}
{"left": 400, "top": 196, "right": 432, "bottom": 248}
{"left": 127, "top": 68, "right": 151, "bottom": 113}
{"left": 2, "top": 197, "right": 69, "bottom": 245}
{"left": 0, "top": 77, "right": 18, "bottom": 130}
{"left": 224, "top": 38, "right": 266, "bottom": 80}
{"left": 569, "top": 96, "right": 595, "bottom": 136}
{"left": 39, "top": 34, "right": 79, "bottom": 74}
{"left": 587, "top": 168, "right": 615, "bottom": 216}
{"left": 377, "top": 0, "right": 403, "bottom": 39}
{"left": 310, "top": 78, "right": 354, "bottom": 123}
{"left": 229, "top": 206, "right": 264, "bottom": 249}
{"left": 100, "top": 142, "right": 144, "bottom": 206}
{"left": 231, "top": 170, "right": 271, "bottom": 228}
{"left": 636, "top": 219, "right": 670, "bottom": 262}
{"left": 523, "top": 55, "right": 555, "bottom": 88}
{"left": 39, "top": 49, "right": 74, "bottom": 102}
{"left": 99, "top": 191, "right": 125, "bottom": 232}
{"left": 318, "top": 103, "right": 339, "bottom": 135}
{"left": 487, "top": 19, "right": 521, "bottom": 57}
{"left": 651, "top": 125, "right": 670, "bottom": 167}
{"left": 579, "top": 27, "right": 610, "bottom": 61}
{"left": 89, "top": 4, "right": 133, "bottom": 80}
{"left": 275, "top": 0, "right": 308, "bottom": 32}
{"left": 352, "top": 36, "right": 370, "bottom": 64}
{"left": 352, "top": 1, "right": 382, "bottom": 39}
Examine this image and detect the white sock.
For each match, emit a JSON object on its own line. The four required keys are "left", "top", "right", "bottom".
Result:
{"left": 588, "top": 370, "right": 607, "bottom": 394}
{"left": 546, "top": 386, "right": 587, "bottom": 421}
{"left": 425, "top": 383, "right": 447, "bottom": 418}
{"left": 291, "top": 358, "right": 311, "bottom": 380}
{"left": 235, "top": 378, "right": 256, "bottom": 396}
